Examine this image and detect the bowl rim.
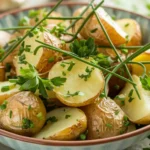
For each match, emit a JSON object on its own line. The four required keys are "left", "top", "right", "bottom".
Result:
{"left": 0, "top": 1, "right": 150, "bottom": 147}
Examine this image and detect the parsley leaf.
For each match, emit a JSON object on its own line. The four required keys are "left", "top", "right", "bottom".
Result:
{"left": 66, "top": 91, "right": 84, "bottom": 97}
{"left": 46, "top": 116, "right": 58, "bottom": 123}
{"left": 22, "top": 118, "right": 34, "bottom": 129}
{"left": 70, "top": 38, "right": 97, "bottom": 57}
{"left": 51, "top": 77, "right": 66, "bottom": 86}
{"left": 0, "top": 100, "right": 8, "bottom": 110}
{"left": 140, "top": 75, "right": 150, "bottom": 91}
{"left": 79, "top": 67, "right": 94, "bottom": 81}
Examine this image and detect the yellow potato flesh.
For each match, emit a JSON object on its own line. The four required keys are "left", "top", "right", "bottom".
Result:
{"left": 116, "top": 18, "right": 142, "bottom": 46}
{"left": 48, "top": 58, "right": 104, "bottom": 107}
{"left": 0, "top": 81, "right": 20, "bottom": 105}
{"left": 115, "top": 75, "right": 150, "bottom": 124}
{"left": 73, "top": 7, "right": 127, "bottom": 46}
{"left": 132, "top": 50, "right": 150, "bottom": 76}
{"left": 34, "top": 107, "right": 87, "bottom": 140}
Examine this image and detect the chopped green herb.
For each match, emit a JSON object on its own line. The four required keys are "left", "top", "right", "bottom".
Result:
{"left": 123, "top": 116, "right": 130, "bottom": 127}
{"left": 62, "top": 71, "right": 66, "bottom": 76}
{"left": 114, "top": 84, "right": 120, "bottom": 90}
{"left": 114, "top": 110, "right": 120, "bottom": 115}
{"left": 65, "top": 115, "right": 71, "bottom": 119}
{"left": 50, "top": 23, "right": 66, "bottom": 37}
{"left": 90, "top": 28, "right": 98, "bottom": 33}
{"left": 9, "top": 110, "right": 13, "bottom": 118}
{"left": 125, "top": 35, "right": 129, "bottom": 42}
{"left": 51, "top": 76, "right": 66, "bottom": 86}
{"left": 124, "top": 23, "right": 129, "bottom": 27}
{"left": 128, "top": 89, "right": 134, "bottom": 102}
{"left": 1, "top": 86, "right": 10, "bottom": 92}
{"left": 5, "top": 63, "right": 11, "bottom": 72}
{"left": 0, "top": 101, "right": 8, "bottom": 110}
{"left": 48, "top": 57, "right": 55, "bottom": 63}
{"left": 70, "top": 38, "right": 97, "bottom": 57}
{"left": 61, "top": 61, "right": 75, "bottom": 71}
{"left": 111, "top": 15, "right": 116, "bottom": 20}
{"left": 28, "top": 105, "right": 32, "bottom": 110}
{"left": 79, "top": 133, "right": 86, "bottom": 140}
{"left": 0, "top": 48, "right": 5, "bottom": 59}
{"left": 106, "top": 123, "right": 112, "bottom": 128}
{"left": 140, "top": 75, "right": 150, "bottom": 91}
{"left": 22, "top": 118, "right": 34, "bottom": 129}
{"left": 37, "top": 112, "right": 43, "bottom": 120}
{"left": 79, "top": 67, "right": 94, "bottom": 81}
{"left": 115, "top": 95, "right": 125, "bottom": 106}
{"left": 19, "top": 16, "right": 29, "bottom": 26}
{"left": 99, "top": 92, "right": 105, "bottom": 98}
{"left": 146, "top": 3, "right": 150, "bottom": 10}
{"left": 28, "top": 10, "right": 39, "bottom": 18}
{"left": 66, "top": 91, "right": 84, "bottom": 97}
{"left": 46, "top": 116, "right": 58, "bottom": 123}
{"left": 121, "top": 48, "right": 128, "bottom": 54}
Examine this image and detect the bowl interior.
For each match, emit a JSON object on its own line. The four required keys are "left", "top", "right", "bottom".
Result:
{"left": 0, "top": 2, "right": 150, "bottom": 146}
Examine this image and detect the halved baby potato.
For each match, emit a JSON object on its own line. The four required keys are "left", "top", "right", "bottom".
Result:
{"left": 48, "top": 58, "right": 105, "bottom": 107}
{"left": 83, "top": 98, "right": 127, "bottom": 139}
{"left": 34, "top": 107, "right": 87, "bottom": 140}
{"left": 116, "top": 18, "right": 142, "bottom": 46}
{"left": 132, "top": 50, "right": 150, "bottom": 76}
{"left": 0, "top": 81, "right": 20, "bottom": 105}
{"left": 115, "top": 75, "right": 150, "bottom": 124}
{"left": 73, "top": 7, "right": 127, "bottom": 46}
{"left": 14, "top": 31, "right": 66, "bottom": 75}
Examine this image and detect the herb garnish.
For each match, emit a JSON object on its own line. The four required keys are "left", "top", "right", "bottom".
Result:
{"left": 22, "top": 118, "right": 34, "bottom": 129}
{"left": 9, "top": 110, "right": 13, "bottom": 118}
{"left": 0, "top": 101, "right": 8, "bottom": 110}
{"left": 37, "top": 112, "right": 43, "bottom": 120}
{"left": 128, "top": 89, "right": 134, "bottom": 102}
{"left": 46, "top": 116, "right": 58, "bottom": 123}
{"left": 9, "top": 64, "right": 66, "bottom": 98}
{"left": 140, "top": 75, "right": 150, "bottom": 91}
{"left": 79, "top": 67, "right": 94, "bottom": 81}
{"left": 28, "top": 105, "right": 32, "bottom": 110}
{"left": 90, "top": 28, "right": 98, "bottom": 33}
{"left": 124, "top": 23, "right": 129, "bottom": 27}
{"left": 70, "top": 38, "right": 97, "bottom": 57}
{"left": 65, "top": 115, "right": 71, "bottom": 119}
{"left": 106, "top": 123, "right": 113, "bottom": 128}
{"left": 61, "top": 61, "right": 75, "bottom": 71}
{"left": 66, "top": 91, "right": 84, "bottom": 97}
{"left": 123, "top": 116, "right": 130, "bottom": 127}
{"left": 1, "top": 86, "right": 10, "bottom": 92}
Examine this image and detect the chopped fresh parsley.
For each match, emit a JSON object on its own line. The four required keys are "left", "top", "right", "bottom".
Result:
{"left": 1, "top": 86, "right": 10, "bottom": 92}
{"left": 79, "top": 67, "right": 94, "bottom": 81}
{"left": 61, "top": 61, "right": 75, "bottom": 71}
{"left": 140, "top": 75, "right": 150, "bottom": 91}
{"left": 70, "top": 38, "right": 97, "bottom": 57}
{"left": 18, "top": 16, "right": 29, "bottom": 26}
{"left": 123, "top": 116, "right": 130, "bottom": 127}
{"left": 0, "top": 101, "right": 8, "bottom": 110}
{"left": 50, "top": 23, "right": 66, "bottom": 37}
{"left": 46, "top": 116, "right": 58, "bottom": 123}
{"left": 79, "top": 133, "right": 87, "bottom": 140}
{"left": 28, "top": 105, "right": 32, "bottom": 110}
{"left": 65, "top": 115, "right": 71, "bottom": 119}
{"left": 106, "top": 123, "right": 113, "bottom": 128}
{"left": 9, "top": 64, "right": 66, "bottom": 98}
{"left": 48, "top": 57, "right": 55, "bottom": 63}
{"left": 66, "top": 91, "right": 84, "bottom": 97}
{"left": 99, "top": 92, "right": 106, "bottom": 98}
{"left": 22, "top": 118, "right": 34, "bottom": 129}
{"left": 124, "top": 23, "right": 130, "bottom": 27}
{"left": 0, "top": 48, "right": 5, "bottom": 59}
{"left": 128, "top": 89, "right": 134, "bottom": 102}
{"left": 9, "top": 110, "right": 13, "bottom": 118}
{"left": 90, "top": 28, "right": 98, "bottom": 33}
{"left": 114, "top": 110, "right": 120, "bottom": 115}
{"left": 36, "top": 112, "right": 43, "bottom": 120}
{"left": 115, "top": 95, "right": 125, "bottom": 106}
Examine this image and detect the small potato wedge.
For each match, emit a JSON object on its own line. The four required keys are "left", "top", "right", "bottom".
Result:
{"left": 73, "top": 7, "right": 127, "bottom": 46}
{"left": 132, "top": 50, "right": 150, "bottom": 76}
{"left": 0, "top": 91, "right": 46, "bottom": 136}
{"left": 116, "top": 18, "right": 142, "bottom": 46}
{"left": 34, "top": 107, "right": 87, "bottom": 140}
{"left": 115, "top": 75, "right": 150, "bottom": 124}
{"left": 14, "top": 31, "right": 66, "bottom": 75}
{"left": 48, "top": 58, "right": 105, "bottom": 107}
{"left": 0, "top": 81, "right": 20, "bottom": 105}
{"left": 83, "top": 98, "right": 127, "bottom": 139}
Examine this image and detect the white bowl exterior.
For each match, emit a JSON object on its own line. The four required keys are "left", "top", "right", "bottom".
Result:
{"left": 0, "top": 130, "right": 149, "bottom": 150}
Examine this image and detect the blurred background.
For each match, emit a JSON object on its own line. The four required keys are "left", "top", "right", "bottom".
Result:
{"left": 0, "top": 0, "right": 150, "bottom": 17}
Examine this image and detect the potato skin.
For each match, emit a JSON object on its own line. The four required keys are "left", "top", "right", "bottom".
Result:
{"left": 73, "top": 7, "right": 127, "bottom": 46}
{"left": 83, "top": 98, "right": 127, "bottom": 139}
{"left": 0, "top": 91, "right": 46, "bottom": 136}
{"left": 0, "top": 63, "right": 5, "bottom": 81}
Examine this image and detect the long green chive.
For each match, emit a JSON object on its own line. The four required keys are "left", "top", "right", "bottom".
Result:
{"left": 0, "top": 0, "right": 63, "bottom": 62}
{"left": 91, "top": 4, "right": 140, "bottom": 98}
{"left": 47, "top": 16, "right": 83, "bottom": 20}
{"left": 65, "top": 0, "right": 104, "bottom": 43}
{"left": 35, "top": 40, "right": 135, "bottom": 85}
{"left": 0, "top": 26, "right": 32, "bottom": 31}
